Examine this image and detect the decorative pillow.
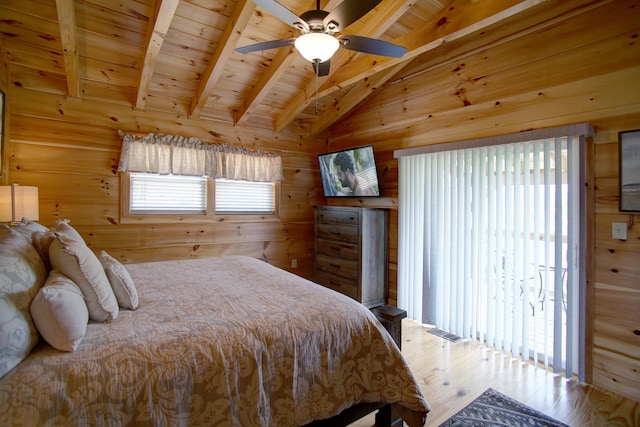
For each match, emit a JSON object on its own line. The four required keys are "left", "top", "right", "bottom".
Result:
{"left": 99, "top": 251, "right": 139, "bottom": 310}
{"left": 30, "top": 220, "right": 83, "bottom": 271}
{"left": 12, "top": 217, "right": 49, "bottom": 241}
{"left": 28, "top": 218, "right": 86, "bottom": 271}
{"left": 51, "top": 219, "right": 85, "bottom": 244}
{"left": 32, "top": 230, "right": 55, "bottom": 270}
{"left": 49, "top": 233, "right": 118, "bottom": 322}
{"left": 0, "top": 225, "right": 47, "bottom": 379}
{"left": 30, "top": 270, "right": 88, "bottom": 352}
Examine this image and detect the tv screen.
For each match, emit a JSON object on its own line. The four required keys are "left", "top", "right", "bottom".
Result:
{"left": 318, "top": 145, "right": 380, "bottom": 197}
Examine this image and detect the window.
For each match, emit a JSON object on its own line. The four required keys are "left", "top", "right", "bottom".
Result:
{"left": 215, "top": 179, "right": 276, "bottom": 214}
{"left": 121, "top": 172, "right": 278, "bottom": 222}
{"left": 130, "top": 173, "right": 207, "bottom": 215}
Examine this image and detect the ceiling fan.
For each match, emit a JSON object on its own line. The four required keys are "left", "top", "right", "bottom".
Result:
{"left": 235, "top": 0, "right": 407, "bottom": 76}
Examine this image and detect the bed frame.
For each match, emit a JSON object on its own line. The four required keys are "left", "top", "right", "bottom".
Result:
{"left": 305, "top": 305, "right": 407, "bottom": 427}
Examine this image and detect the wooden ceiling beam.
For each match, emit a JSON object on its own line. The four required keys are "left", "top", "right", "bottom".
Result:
{"left": 189, "top": 0, "right": 255, "bottom": 118}
{"left": 276, "top": 0, "right": 545, "bottom": 132}
{"left": 55, "top": 0, "right": 80, "bottom": 98}
{"left": 233, "top": 0, "right": 344, "bottom": 126}
{"left": 310, "top": 63, "right": 405, "bottom": 136}
{"left": 233, "top": 45, "right": 296, "bottom": 127}
{"left": 135, "top": 0, "right": 180, "bottom": 110}
{"left": 326, "top": 0, "right": 544, "bottom": 91}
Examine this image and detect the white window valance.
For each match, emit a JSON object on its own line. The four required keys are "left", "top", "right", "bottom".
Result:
{"left": 117, "top": 132, "right": 284, "bottom": 182}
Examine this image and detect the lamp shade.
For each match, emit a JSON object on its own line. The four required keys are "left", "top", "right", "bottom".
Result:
{"left": 294, "top": 33, "right": 340, "bottom": 63}
{"left": 0, "top": 184, "right": 39, "bottom": 222}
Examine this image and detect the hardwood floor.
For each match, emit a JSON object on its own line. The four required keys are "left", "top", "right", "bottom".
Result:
{"left": 350, "top": 319, "right": 640, "bottom": 427}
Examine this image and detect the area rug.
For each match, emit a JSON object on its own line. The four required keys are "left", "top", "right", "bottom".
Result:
{"left": 439, "top": 388, "right": 569, "bottom": 426}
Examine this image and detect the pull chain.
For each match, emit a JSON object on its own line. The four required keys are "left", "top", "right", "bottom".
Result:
{"left": 314, "top": 59, "right": 319, "bottom": 115}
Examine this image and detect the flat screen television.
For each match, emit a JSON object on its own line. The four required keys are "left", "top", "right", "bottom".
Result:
{"left": 318, "top": 145, "right": 380, "bottom": 197}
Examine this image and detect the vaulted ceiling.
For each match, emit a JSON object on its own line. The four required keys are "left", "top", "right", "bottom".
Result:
{"left": 0, "top": 0, "right": 544, "bottom": 135}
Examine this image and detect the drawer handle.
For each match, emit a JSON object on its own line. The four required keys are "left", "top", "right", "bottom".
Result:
{"left": 330, "top": 246, "right": 341, "bottom": 251}
{"left": 330, "top": 231, "right": 341, "bottom": 235}
{"left": 329, "top": 263, "right": 341, "bottom": 269}
{"left": 329, "top": 281, "right": 341, "bottom": 287}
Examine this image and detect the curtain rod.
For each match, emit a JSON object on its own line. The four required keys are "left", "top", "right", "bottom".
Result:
{"left": 393, "top": 123, "right": 594, "bottom": 158}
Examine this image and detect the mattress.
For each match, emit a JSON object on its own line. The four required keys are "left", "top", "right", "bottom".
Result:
{"left": 0, "top": 255, "right": 429, "bottom": 426}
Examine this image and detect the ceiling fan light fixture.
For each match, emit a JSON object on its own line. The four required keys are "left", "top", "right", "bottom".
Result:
{"left": 294, "top": 33, "right": 340, "bottom": 63}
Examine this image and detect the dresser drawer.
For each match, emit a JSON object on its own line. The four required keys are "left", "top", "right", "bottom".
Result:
{"left": 315, "top": 254, "right": 358, "bottom": 280}
{"left": 315, "top": 271, "right": 358, "bottom": 300}
{"left": 316, "top": 209, "right": 359, "bottom": 226}
{"left": 316, "top": 239, "right": 358, "bottom": 260}
{"left": 316, "top": 223, "right": 359, "bottom": 244}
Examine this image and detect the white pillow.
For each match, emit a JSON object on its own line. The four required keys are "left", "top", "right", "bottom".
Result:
{"left": 52, "top": 219, "right": 85, "bottom": 244}
{"left": 30, "top": 271, "right": 88, "bottom": 352}
{"left": 99, "top": 251, "right": 139, "bottom": 310}
{"left": 0, "top": 225, "right": 47, "bottom": 379}
{"left": 49, "top": 233, "right": 118, "bottom": 322}
{"left": 12, "top": 217, "right": 49, "bottom": 241}
{"left": 32, "top": 230, "right": 55, "bottom": 270}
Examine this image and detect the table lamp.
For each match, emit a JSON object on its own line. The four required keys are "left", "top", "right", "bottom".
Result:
{"left": 0, "top": 183, "right": 39, "bottom": 223}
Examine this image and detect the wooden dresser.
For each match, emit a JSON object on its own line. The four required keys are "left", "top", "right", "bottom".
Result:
{"left": 314, "top": 206, "right": 389, "bottom": 308}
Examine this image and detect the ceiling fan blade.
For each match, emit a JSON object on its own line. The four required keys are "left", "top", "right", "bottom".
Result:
{"left": 252, "top": 0, "right": 309, "bottom": 31}
{"left": 312, "top": 59, "right": 331, "bottom": 77}
{"left": 235, "top": 38, "right": 296, "bottom": 54}
{"left": 338, "top": 34, "right": 407, "bottom": 57}
{"left": 323, "top": 0, "right": 383, "bottom": 31}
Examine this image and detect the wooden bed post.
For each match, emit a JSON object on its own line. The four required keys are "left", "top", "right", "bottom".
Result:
{"left": 372, "top": 305, "right": 407, "bottom": 427}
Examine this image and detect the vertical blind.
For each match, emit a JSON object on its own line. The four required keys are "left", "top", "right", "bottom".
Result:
{"left": 396, "top": 124, "right": 592, "bottom": 379}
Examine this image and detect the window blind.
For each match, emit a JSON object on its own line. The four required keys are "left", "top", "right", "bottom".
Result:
{"left": 130, "top": 173, "right": 206, "bottom": 214}
{"left": 215, "top": 179, "right": 275, "bottom": 214}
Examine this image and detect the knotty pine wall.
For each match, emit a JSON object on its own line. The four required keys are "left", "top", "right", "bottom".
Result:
{"left": 327, "top": 0, "right": 640, "bottom": 402}
{"left": 2, "top": 83, "right": 327, "bottom": 280}
{"left": 1, "top": 44, "right": 8, "bottom": 179}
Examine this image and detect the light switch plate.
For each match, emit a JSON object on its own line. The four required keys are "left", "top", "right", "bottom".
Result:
{"left": 612, "top": 222, "right": 628, "bottom": 240}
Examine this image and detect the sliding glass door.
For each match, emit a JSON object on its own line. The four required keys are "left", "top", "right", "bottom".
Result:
{"left": 397, "top": 127, "right": 589, "bottom": 378}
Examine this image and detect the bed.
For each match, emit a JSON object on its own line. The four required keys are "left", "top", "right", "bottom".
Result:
{"left": 0, "top": 220, "right": 430, "bottom": 426}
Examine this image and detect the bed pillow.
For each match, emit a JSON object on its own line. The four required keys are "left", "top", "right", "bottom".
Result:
{"left": 99, "top": 251, "right": 139, "bottom": 310}
{"left": 30, "top": 270, "right": 88, "bottom": 352}
{"left": 0, "top": 225, "right": 47, "bottom": 379}
{"left": 49, "top": 233, "right": 118, "bottom": 322}
{"left": 51, "top": 220, "right": 85, "bottom": 243}
{"left": 31, "top": 220, "right": 83, "bottom": 271}
{"left": 12, "top": 217, "right": 49, "bottom": 241}
{"left": 32, "top": 230, "right": 55, "bottom": 270}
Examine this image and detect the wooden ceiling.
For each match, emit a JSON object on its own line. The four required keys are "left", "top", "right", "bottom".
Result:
{"left": 0, "top": 0, "right": 546, "bottom": 135}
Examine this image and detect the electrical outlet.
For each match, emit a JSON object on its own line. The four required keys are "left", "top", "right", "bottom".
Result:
{"left": 612, "top": 222, "right": 628, "bottom": 240}
{"left": 291, "top": 259, "right": 297, "bottom": 268}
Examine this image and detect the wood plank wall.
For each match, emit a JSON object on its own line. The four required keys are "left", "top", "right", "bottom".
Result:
{"left": 327, "top": 0, "right": 640, "bottom": 402}
{"left": 3, "top": 85, "right": 327, "bottom": 280}
{"left": 1, "top": 42, "right": 8, "bottom": 179}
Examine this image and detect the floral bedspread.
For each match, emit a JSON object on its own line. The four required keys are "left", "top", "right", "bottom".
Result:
{"left": 0, "top": 256, "right": 429, "bottom": 426}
